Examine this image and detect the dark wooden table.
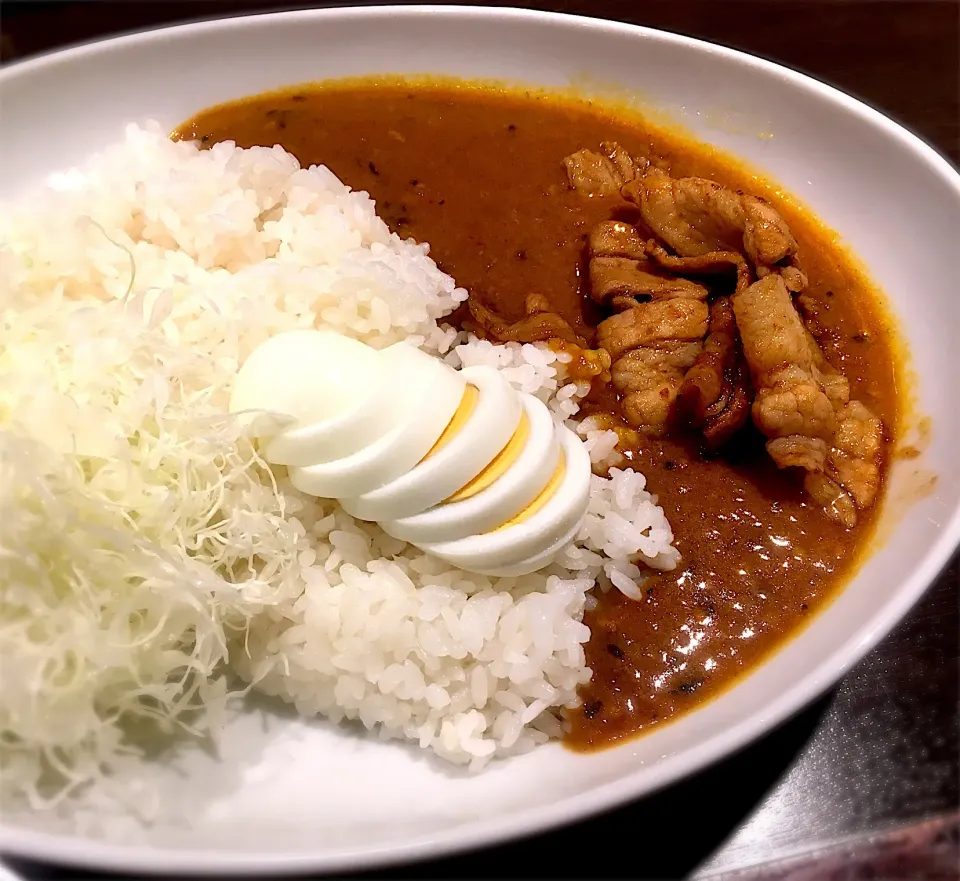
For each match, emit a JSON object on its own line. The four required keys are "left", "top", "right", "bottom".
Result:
{"left": 2, "top": 2, "right": 958, "bottom": 879}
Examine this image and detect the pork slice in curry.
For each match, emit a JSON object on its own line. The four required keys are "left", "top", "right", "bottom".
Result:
{"left": 176, "top": 81, "right": 900, "bottom": 750}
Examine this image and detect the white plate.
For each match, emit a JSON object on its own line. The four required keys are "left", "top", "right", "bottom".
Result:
{"left": 1, "top": 5, "right": 958, "bottom": 875}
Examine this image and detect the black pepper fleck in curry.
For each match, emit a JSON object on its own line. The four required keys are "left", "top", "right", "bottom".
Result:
{"left": 174, "top": 78, "right": 901, "bottom": 753}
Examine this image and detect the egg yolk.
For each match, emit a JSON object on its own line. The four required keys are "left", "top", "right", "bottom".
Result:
{"left": 490, "top": 453, "right": 566, "bottom": 532}
{"left": 418, "top": 384, "right": 479, "bottom": 462}
{"left": 444, "top": 411, "right": 531, "bottom": 503}
{"left": 414, "top": 380, "right": 567, "bottom": 533}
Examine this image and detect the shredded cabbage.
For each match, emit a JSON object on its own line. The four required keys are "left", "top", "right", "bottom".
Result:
{"left": 0, "top": 251, "right": 309, "bottom": 808}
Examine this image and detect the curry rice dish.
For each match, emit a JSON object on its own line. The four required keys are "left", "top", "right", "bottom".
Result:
{"left": 0, "top": 78, "right": 902, "bottom": 813}
{"left": 178, "top": 80, "right": 899, "bottom": 749}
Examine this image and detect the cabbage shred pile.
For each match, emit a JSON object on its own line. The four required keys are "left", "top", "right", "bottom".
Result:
{"left": 0, "top": 279, "right": 308, "bottom": 807}
{"left": 0, "top": 180, "right": 321, "bottom": 808}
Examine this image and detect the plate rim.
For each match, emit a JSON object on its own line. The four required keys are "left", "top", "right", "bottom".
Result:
{"left": 1, "top": 4, "right": 959, "bottom": 875}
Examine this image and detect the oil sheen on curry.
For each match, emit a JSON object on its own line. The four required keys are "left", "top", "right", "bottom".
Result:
{"left": 176, "top": 80, "right": 900, "bottom": 751}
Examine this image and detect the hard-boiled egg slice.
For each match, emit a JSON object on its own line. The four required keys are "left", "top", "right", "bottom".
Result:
{"left": 340, "top": 366, "right": 522, "bottom": 523}
{"left": 288, "top": 344, "right": 465, "bottom": 498}
{"left": 418, "top": 425, "right": 591, "bottom": 572}
{"left": 232, "top": 329, "right": 409, "bottom": 466}
{"left": 476, "top": 516, "right": 585, "bottom": 577}
{"left": 264, "top": 376, "right": 406, "bottom": 467}
{"left": 230, "top": 329, "right": 386, "bottom": 433}
{"left": 232, "top": 328, "right": 594, "bottom": 577}
{"left": 264, "top": 341, "right": 428, "bottom": 467}
{"left": 378, "top": 392, "right": 561, "bottom": 544}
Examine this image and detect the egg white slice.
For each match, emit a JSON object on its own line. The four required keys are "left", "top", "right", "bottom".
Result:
{"left": 471, "top": 516, "right": 585, "bottom": 577}
{"left": 230, "top": 329, "right": 386, "bottom": 431}
{"left": 265, "top": 376, "right": 407, "bottom": 467}
{"left": 419, "top": 425, "right": 591, "bottom": 571}
{"left": 264, "top": 340, "right": 456, "bottom": 467}
{"left": 288, "top": 345, "right": 465, "bottom": 499}
{"left": 377, "top": 392, "right": 561, "bottom": 543}
{"left": 340, "top": 366, "right": 522, "bottom": 523}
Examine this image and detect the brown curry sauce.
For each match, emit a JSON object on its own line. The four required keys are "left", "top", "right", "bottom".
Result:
{"left": 176, "top": 80, "right": 900, "bottom": 750}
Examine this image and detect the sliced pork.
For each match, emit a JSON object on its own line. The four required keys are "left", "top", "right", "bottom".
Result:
{"left": 598, "top": 299, "right": 709, "bottom": 433}
{"left": 589, "top": 257, "right": 709, "bottom": 305}
{"left": 734, "top": 274, "right": 883, "bottom": 524}
{"left": 678, "top": 297, "right": 752, "bottom": 448}
{"left": 563, "top": 141, "right": 639, "bottom": 197}
{"left": 466, "top": 294, "right": 587, "bottom": 347}
{"left": 622, "top": 168, "right": 799, "bottom": 270}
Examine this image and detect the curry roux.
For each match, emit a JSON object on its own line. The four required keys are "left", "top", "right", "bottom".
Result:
{"left": 175, "top": 80, "right": 901, "bottom": 750}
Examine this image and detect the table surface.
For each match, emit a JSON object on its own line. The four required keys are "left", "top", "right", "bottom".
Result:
{"left": 1, "top": 2, "right": 958, "bottom": 879}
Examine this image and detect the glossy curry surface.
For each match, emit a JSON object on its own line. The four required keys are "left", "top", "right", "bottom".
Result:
{"left": 176, "top": 80, "right": 900, "bottom": 749}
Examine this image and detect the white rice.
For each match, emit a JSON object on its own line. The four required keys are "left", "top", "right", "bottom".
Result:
{"left": 0, "top": 123, "right": 679, "bottom": 802}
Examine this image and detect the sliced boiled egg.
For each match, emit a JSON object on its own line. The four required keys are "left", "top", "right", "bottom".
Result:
{"left": 339, "top": 365, "right": 522, "bottom": 522}
{"left": 378, "top": 391, "right": 561, "bottom": 544}
{"left": 417, "top": 426, "right": 591, "bottom": 574}
{"left": 231, "top": 328, "right": 593, "bottom": 577}
{"left": 480, "top": 516, "right": 585, "bottom": 578}
{"left": 287, "top": 343, "right": 465, "bottom": 498}
{"left": 230, "top": 330, "right": 385, "bottom": 436}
